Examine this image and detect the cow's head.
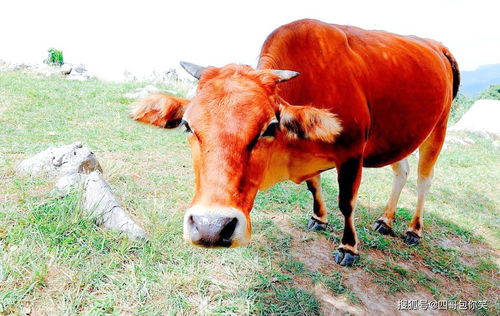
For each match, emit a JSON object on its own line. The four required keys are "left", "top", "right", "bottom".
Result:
{"left": 132, "top": 62, "right": 341, "bottom": 248}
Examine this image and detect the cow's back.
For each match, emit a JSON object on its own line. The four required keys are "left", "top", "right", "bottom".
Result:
{"left": 259, "top": 19, "right": 454, "bottom": 167}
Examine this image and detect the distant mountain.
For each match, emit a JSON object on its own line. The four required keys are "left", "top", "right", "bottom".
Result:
{"left": 460, "top": 63, "right": 500, "bottom": 97}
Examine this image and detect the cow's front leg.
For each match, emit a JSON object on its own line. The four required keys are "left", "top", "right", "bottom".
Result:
{"left": 334, "top": 156, "right": 362, "bottom": 266}
{"left": 306, "top": 174, "right": 328, "bottom": 231}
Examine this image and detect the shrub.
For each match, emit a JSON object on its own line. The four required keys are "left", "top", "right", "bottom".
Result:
{"left": 478, "top": 84, "right": 500, "bottom": 100}
{"left": 450, "top": 93, "right": 474, "bottom": 124}
{"left": 44, "top": 48, "right": 64, "bottom": 66}
{"left": 449, "top": 85, "right": 499, "bottom": 124}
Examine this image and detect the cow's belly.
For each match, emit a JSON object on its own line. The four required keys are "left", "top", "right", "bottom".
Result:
{"left": 362, "top": 98, "right": 446, "bottom": 168}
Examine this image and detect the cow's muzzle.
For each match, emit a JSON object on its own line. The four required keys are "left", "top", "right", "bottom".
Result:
{"left": 183, "top": 205, "right": 250, "bottom": 248}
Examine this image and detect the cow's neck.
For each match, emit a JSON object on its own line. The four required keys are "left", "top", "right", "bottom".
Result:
{"left": 259, "top": 137, "right": 337, "bottom": 191}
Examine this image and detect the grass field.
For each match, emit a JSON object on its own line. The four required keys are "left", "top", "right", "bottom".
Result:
{"left": 0, "top": 71, "right": 498, "bottom": 315}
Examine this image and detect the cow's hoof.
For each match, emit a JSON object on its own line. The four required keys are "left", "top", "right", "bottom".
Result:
{"left": 373, "top": 220, "right": 396, "bottom": 237}
{"left": 403, "top": 231, "right": 420, "bottom": 246}
{"left": 334, "top": 248, "right": 359, "bottom": 266}
{"left": 307, "top": 217, "right": 327, "bottom": 231}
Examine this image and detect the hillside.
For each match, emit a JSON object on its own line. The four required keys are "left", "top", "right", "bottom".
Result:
{"left": 0, "top": 71, "right": 498, "bottom": 315}
{"left": 460, "top": 63, "right": 500, "bottom": 96}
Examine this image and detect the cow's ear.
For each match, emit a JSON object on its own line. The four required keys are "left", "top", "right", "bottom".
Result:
{"left": 131, "top": 94, "right": 190, "bottom": 128}
{"left": 279, "top": 104, "right": 342, "bottom": 143}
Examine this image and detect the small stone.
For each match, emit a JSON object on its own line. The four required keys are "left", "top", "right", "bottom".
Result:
{"left": 445, "top": 136, "right": 468, "bottom": 145}
{"left": 462, "top": 137, "right": 475, "bottom": 144}
{"left": 72, "top": 64, "right": 87, "bottom": 74}
{"left": 123, "top": 71, "right": 137, "bottom": 82}
{"left": 66, "top": 64, "right": 90, "bottom": 81}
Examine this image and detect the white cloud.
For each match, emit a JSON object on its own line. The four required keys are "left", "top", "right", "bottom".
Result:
{"left": 1, "top": 0, "right": 499, "bottom": 80}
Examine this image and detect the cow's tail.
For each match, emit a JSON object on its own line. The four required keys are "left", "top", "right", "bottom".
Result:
{"left": 441, "top": 46, "right": 460, "bottom": 100}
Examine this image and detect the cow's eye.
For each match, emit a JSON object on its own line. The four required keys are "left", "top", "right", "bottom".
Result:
{"left": 262, "top": 121, "right": 279, "bottom": 138}
{"left": 180, "top": 120, "right": 193, "bottom": 134}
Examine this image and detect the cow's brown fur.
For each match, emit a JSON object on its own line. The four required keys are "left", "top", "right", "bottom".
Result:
{"left": 131, "top": 19, "right": 459, "bottom": 264}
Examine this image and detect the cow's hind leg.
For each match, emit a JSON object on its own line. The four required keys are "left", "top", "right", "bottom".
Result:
{"left": 306, "top": 174, "right": 328, "bottom": 231}
{"left": 373, "top": 158, "right": 409, "bottom": 237}
{"left": 404, "top": 119, "right": 447, "bottom": 246}
{"left": 334, "top": 156, "right": 362, "bottom": 266}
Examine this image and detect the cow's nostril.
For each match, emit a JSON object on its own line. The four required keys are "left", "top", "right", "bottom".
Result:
{"left": 219, "top": 217, "right": 238, "bottom": 241}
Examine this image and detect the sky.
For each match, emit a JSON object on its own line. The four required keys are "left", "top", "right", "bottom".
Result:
{"left": 1, "top": 0, "right": 499, "bottom": 81}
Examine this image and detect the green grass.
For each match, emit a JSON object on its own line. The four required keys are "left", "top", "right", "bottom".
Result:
{"left": 0, "top": 71, "right": 499, "bottom": 315}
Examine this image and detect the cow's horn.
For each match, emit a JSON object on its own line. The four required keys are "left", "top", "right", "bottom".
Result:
{"left": 180, "top": 61, "right": 206, "bottom": 79}
{"left": 271, "top": 70, "right": 300, "bottom": 83}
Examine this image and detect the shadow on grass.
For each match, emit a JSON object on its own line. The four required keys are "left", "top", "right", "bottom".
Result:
{"left": 2, "top": 167, "right": 497, "bottom": 314}
{"left": 251, "top": 173, "right": 498, "bottom": 315}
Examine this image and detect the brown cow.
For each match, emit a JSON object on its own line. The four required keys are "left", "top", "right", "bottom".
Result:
{"left": 132, "top": 19, "right": 459, "bottom": 266}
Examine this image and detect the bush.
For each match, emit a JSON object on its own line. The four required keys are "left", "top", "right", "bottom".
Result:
{"left": 449, "top": 85, "right": 500, "bottom": 124}
{"left": 478, "top": 84, "right": 500, "bottom": 100}
{"left": 450, "top": 93, "right": 474, "bottom": 124}
{"left": 44, "top": 48, "right": 64, "bottom": 66}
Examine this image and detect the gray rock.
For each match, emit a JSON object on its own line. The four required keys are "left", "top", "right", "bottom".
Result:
{"left": 18, "top": 143, "right": 147, "bottom": 239}
{"left": 54, "top": 173, "right": 82, "bottom": 196}
{"left": 67, "top": 64, "right": 91, "bottom": 81}
{"left": 124, "top": 85, "right": 161, "bottom": 99}
{"left": 123, "top": 71, "right": 137, "bottom": 82}
{"left": 0, "top": 61, "right": 67, "bottom": 76}
{"left": 17, "top": 142, "right": 102, "bottom": 176}
{"left": 462, "top": 137, "right": 475, "bottom": 144}
{"left": 146, "top": 68, "right": 179, "bottom": 83}
{"left": 72, "top": 64, "right": 87, "bottom": 74}
{"left": 83, "top": 171, "right": 147, "bottom": 239}
{"left": 445, "top": 136, "right": 474, "bottom": 145}
{"left": 33, "top": 64, "right": 53, "bottom": 76}
{"left": 13, "top": 63, "right": 30, "bottom": 70}
{"left": 18, "top": 142, "right": 98, "bottom": 175}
